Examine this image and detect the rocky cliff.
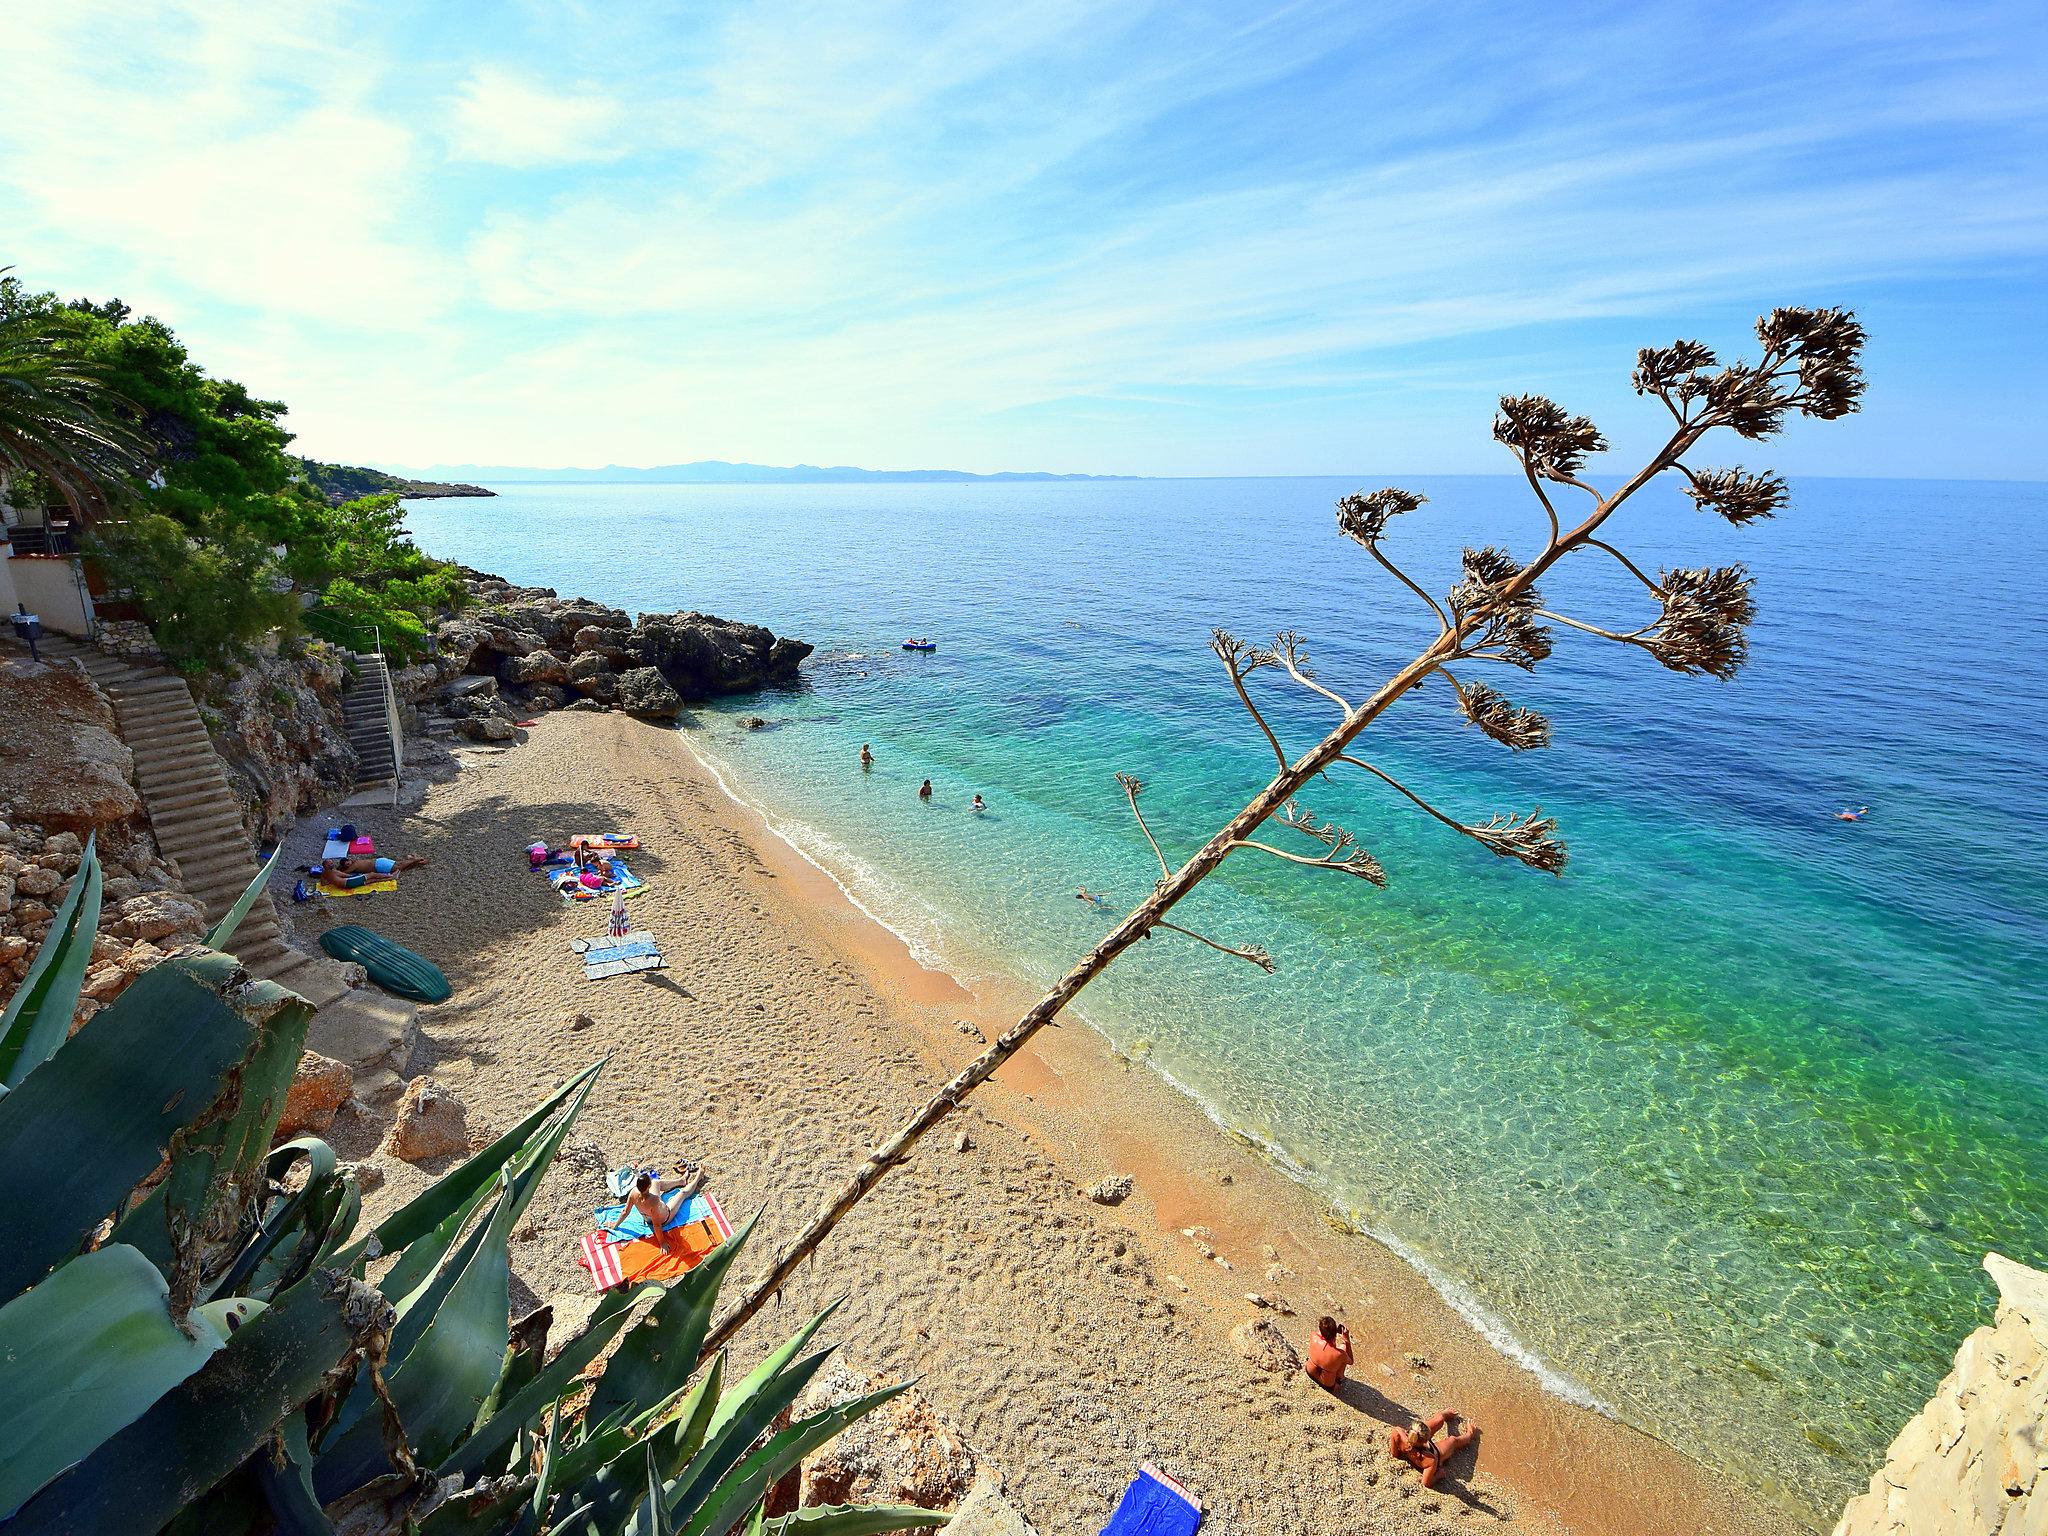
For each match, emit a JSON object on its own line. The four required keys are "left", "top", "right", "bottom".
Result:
{"left": 0, "top": 654, "right": 207, "bottom": 1028}
{"left": 425, "top": 569, "right": 812, "bottom": 740}
{"left": 1833, "top": 1252, "right": 2047, "bottom": 1536}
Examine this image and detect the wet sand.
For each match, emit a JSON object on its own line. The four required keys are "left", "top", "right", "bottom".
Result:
{"left": 289, "top": 711, "right": 1799, "bottom": 1536}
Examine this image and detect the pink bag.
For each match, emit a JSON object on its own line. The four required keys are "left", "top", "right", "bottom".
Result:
{"left": 349, "top": 836, "right": 375, "bottom": 856}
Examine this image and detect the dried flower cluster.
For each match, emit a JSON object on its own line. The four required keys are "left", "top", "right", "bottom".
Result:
{"left": 1450, "top": 546, "right": 1553, "bottom": 671}
{"left": 1336, "top": 487, "right": 1427, "bottom": 547}
{"left": 1455, "top": 679, "right": 1552, "bottom": 751}
{"left": 1492, "top": 394, "right": 1609, "bottom": 480}
{"left": 1464, "top": 809, "right": 1568, "bottom": 874}
{"left": 1681, "top": 466, "right": 1788, "bottom": 526}
{"left": 1646, "top": 564, "right": 1757, "bottom": 679}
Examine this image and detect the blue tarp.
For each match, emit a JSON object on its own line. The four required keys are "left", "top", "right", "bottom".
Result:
{"left": 593, "top": 1191, "right": 715, "bottom": 1241}
{"left": 1100, "top": 1468, "right": 1201, "bottom": 1536}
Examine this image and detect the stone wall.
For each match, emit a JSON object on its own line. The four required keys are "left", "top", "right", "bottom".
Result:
{"left": 194, "top": 639, "right": 360, "bottom": 845}
{"left": 1833, "top": 1253, "right": 2047, "bottom": 1536}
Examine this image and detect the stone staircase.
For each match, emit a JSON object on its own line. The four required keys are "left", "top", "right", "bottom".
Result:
{"left": 36, "top": 635, "right": 346, "bottom": 1010}
{"left": 342, "top": 652, "right": 400, "bottom": 794}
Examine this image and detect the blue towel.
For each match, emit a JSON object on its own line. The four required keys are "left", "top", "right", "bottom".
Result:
{"left": 594, "top": 1191, "right": 713, "bottom": 1240}
{"left": 1100, "top": 1469, "right": 1201, "bottom": 1536}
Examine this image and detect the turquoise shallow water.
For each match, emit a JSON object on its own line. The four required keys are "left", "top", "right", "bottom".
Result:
{"left": 407, "top": 476, "right": 2048, "bottom": 1524}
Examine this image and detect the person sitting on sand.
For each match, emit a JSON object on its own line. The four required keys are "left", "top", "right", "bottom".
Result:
{"left": 1304, "top": 1315, "right": 1353, "bottom": 1391}
{"left": 620, "top": 1167, "right": 704, "bottom": 1251}
{"left": 321, "top": 853, "right": 427, "bottom": 878}
{"left": 919, "top": 779, "right": 933, "bottom": 800}
{"left": 1391, "top": 1411, "right": 1479, "bottom": 1489}
{"left": 860, "top": 743, "right": 874, "bottom": 769}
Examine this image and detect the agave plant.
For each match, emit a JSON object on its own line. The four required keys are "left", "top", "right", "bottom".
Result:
{"left": 0, "top": 844, "right": 946, "bottom": 1536}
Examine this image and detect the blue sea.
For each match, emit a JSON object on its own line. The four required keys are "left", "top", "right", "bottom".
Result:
{"left": 406, "top": 476, "right": 2048, "bottom": 1525}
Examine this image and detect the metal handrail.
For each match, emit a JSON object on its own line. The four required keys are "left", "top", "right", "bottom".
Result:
{"left": 371, "top": 625, "right": 403, "bottom": 807}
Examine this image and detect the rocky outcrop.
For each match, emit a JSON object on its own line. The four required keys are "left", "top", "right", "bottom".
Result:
{"left": 0, "top": 657, "right": 201, "bottom": 1028}
{"left": 410, "top": 569, "right": 811, "bottom": 735}
{"left": 797, "top": 1364, "right": 977, "bottom": 1510}
{"left": 1229, "top": 1316, "right": 1302, "bottom": 1375}
{"left": 386, "top": 1076, "right": 472, "bottom": 1162}
{"left": 194, "top": 640, "right": 358, "bottom": 843}
{"left": 278, "top": 1051, "right": 355, "bottom": 1138}
{"left": 1834, "top": 1253, "right": 2048, "bottom": 1536}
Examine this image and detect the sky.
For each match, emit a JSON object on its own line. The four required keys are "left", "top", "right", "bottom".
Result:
{"left": 1, "top": 1, "right": 2044, "bottom": 479}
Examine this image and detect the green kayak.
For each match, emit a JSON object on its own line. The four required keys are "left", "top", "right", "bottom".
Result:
{"left": 319, "top": 924, "right": 451, "bottom": 1003}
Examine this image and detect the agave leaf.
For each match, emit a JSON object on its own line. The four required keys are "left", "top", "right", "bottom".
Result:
{"left": 107, "top": 964, "right": 310, "bottom": 1306}
{"left": 678, "top": 1384, "right": 914, "bottom": 1536}
{"left": 0, "top": 832, "right": 101, "bottom": 1089}
{"left": 6, "top": 1268, "right": 382, "bottom": 1535}
{"left": 206, "top": 846, "right": 282, "bottom": 949}
{"left": 748, "top": 1502, "right": 768, "bottom": 1536}
{"left": 314, "top": 1173, "right": 521, "bottom": 1497}
{"left": 437, "top": 1282, "right": 655, "bottom": 1481}
{"left": 554, "top": 1353, "right": 724, "bottom": 1535}
{"left": 631, "top": 1443, "right": 673, "bottom": 1536}
{"left": 342, "top": 1059, "right": 603, "bottom": 1267}
{"left": 0, "top": 1243, "right": 246, "bottom": 1520}
{"left": 768, "top": 1506, "right": 949, "bottom": 1535}
{"left": 251, "top": 1412, "right": 336, "bottom": 1536}
{"left": 209, "top": 1138, "right": 341, "bottom": 1300}
{"left": 412, "top": 1474, "right": 536, "bottom": 1536}
{"left": 664, "top": 1343, "right": 841, "bottom": 1532}
{"left": 586, "top": 1210, "right": 756, "bottom": 1426}
{"left": 0, "top": 949, "right": 289, "bottom": 1303}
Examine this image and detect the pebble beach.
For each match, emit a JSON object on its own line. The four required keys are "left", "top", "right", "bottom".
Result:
{"left": 285, "top": 710, "right": 1792, "bottom": 1536}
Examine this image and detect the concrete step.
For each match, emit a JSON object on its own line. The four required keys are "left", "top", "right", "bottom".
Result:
{"left": 150, "top": 808, "right": 247, "bottom": 840}
{"left": 130, "top": 744, "right": 212, "bottom": 772}
{"left": 148, "top": 781, "right": 240, "bottom": 814}
{"left": 121, "top": 724, "right": 212, "bottom": 753}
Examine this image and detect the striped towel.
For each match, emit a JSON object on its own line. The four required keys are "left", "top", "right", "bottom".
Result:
{"left": 578, "top": 1229, "right": 627, "bottom": 1291}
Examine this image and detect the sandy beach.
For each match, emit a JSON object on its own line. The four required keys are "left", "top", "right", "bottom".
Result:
{"left": 282, "top": 711, "right": 1799, "bottom": 1536}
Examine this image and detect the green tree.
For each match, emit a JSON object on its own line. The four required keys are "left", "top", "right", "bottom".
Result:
{"left": 0, "top": 274, "right": 466, "bottom": 667}
{"left": 0, "top": 276, "right": 147, "bottom": 520}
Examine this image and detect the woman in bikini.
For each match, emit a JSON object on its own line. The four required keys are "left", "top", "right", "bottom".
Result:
{"left": 1390, "top": 1411, "right": 1479, "bottom": 1489}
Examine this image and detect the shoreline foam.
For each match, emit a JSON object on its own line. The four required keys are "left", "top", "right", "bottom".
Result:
{"left": 684, "top": 724, "right": 1619, "bottom": 1421}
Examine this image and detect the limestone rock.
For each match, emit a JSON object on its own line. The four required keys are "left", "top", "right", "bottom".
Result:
{"left": 618, "top": 668, "right": 684, "bottom": 720}
{"left": 948, "top": 1478, "right": 1040, "bottom": 1536}
{"left": 113, "top": 891, "right": 207, "bottom": 943}
{"left": 457, "top": 715, "right": 517, "bottom": 742}
{"left": 0, "top": 659, "right": 144, "bottom": 842}
{"left": 1085, "top": 1174, "right": 1134, "bottom": 1205}
{"left": 629, "top": 612, "right": 813, "bottom": 699}
{"left": 1833, "top": 1251, "right": 2048, "bottom": 1536}
{"left": 278, "top": 1051, "right": 354, "bottom": 1138}
{"left": 385, "top": 1076, "right": 470, "bottom": 1162}
{"left": 798, "top": 1364, "right": 976, "bottom": 1510}
{"left": 500, "top": 650, "right": 571, "bottom": 687}
{"left": 1230, "top": 1316, "right": 1301, "bottom": 1375}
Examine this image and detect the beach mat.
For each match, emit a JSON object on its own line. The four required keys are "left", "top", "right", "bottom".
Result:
{"left": 1100, "top": 1467, "right": 1202, "bottom": 1536}
{"left": 571, "top": 833, "right": 639, "bottom": 850}
{"left": 577, "top": 1201, "right": 732, "bottom": 1292}
{"left": 591, "top": 1191, "right": 728, "bottom": 1243}
{"left": 322, "top": 835, "right": 348, "bottom": 861}
{"left": 316, "top": 876, "right": 398, "bottom": 899}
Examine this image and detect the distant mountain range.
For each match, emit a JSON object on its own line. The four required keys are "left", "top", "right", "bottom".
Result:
{"left": 378, "top": 459, "right": 1134, "bottom": 486}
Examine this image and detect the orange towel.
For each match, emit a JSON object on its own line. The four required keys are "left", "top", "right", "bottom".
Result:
{"left": 605, "top": 1219, "right": 725, "bottom": 1286}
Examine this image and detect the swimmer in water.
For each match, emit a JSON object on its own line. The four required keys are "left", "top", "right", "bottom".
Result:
{"left": 860, "top": 743, "right": 874, "bottom": 769}
{"left": 1835, "top": 806, "right": 1870, "bottom": 822}
{"left": 1076, "top": 886, "right": 1110, "bottom": 908}
{"left": 971, "top": 794, "right": 986, "bottom": 812}
{"left": 918, "top": 779, "right": 933, "bottom": 800}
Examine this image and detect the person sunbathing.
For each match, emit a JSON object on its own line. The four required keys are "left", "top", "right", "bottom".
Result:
{"left": 321, "top": 854, "right": 427, "bottom": 878}
{"left": 621, "top": 1165, "right": 706, "bottom": 1251}
{"left": 1390, "top": 1411, "right": 1479, "bottom": 1488}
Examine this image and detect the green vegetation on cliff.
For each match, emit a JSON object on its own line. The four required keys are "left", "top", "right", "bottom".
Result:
{"left": 0, "top": 276, "right": 466, "bottom": 668}
{"left": 294, "top": 457, "right": 493, "bottom": 505}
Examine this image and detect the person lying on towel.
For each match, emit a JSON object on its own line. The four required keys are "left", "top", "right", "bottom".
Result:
{"left": 617, "top": 1165, "right": 707, "bottom": 1250}
{"left": 320, "top": 854, "right": 428, "bottom": 878}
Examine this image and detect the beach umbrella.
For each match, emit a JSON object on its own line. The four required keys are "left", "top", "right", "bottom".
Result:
{"left": 607, "top": 890, "right": 630, "bottom": 942}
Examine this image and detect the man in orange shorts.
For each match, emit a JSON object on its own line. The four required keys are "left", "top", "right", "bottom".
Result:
{"left": 1391, "top": 1411, "right": 1479, "bottom": 1488}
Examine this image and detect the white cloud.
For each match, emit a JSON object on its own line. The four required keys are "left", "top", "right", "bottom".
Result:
{"left": 446, "top": 66, "right": 625, "bottom": 168}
